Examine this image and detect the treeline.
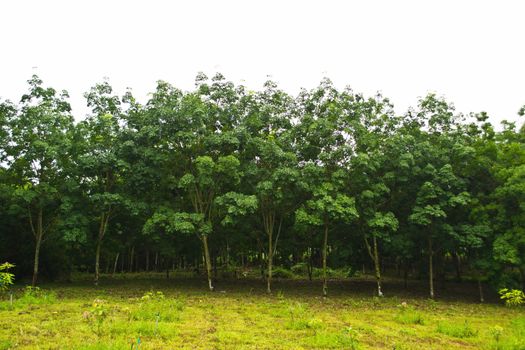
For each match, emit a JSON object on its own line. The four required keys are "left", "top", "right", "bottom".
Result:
{"left": 0, "top": 74, "right": 524, "bottom": 299}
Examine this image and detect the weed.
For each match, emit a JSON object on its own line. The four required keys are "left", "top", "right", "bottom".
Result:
{"left": 83, "top": 299, "right": 110, "bottom": 337}
{"left": 436, "top": 320, "right": 477, "bottom": 338}
{"left": 489, "top": 325, "right": 504, "bottom": 343}
{"left": 303, "top": 327, "right": 360, "bottom": 349}
{"left": 131, "top": 291, "right": 184, "bottom": 324}
{"left": 394, "top": 302, "right": 425, "bottom": 325}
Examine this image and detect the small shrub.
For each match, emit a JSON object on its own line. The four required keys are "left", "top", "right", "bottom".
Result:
{"left": 17, "top": 286, "right": 57, "bottom": 306}
{"left": 303, "top": 327, "right": 360, "bottom": 349}
{"left": 311, "top": 267, "right": 349, "bottom": 279}
{"left": 0, "top": 262, "right": 15, "bottom": 292}
{"left": 285, "top": 301, "right": 307, "bottom": 328}
{"left": 499, "top": 288, "right": 525, "bottom": 307}
{"left": 489, "top": 325, "right": 504, "bottom": 343}
{"left": 83, "top": 299, "right": 110, "bottom": 337}
{"left": 436, "top": 320, "right": 477, "bottom": 338}
{"left": 140, "top": 290, "right": 165, "bottom": 302}
{"left": 271, "top": 267, "right": 295, "bottom": 279}
{"left": 488, "top": 318, "right": 525, "bottom": 350}
{"left": 426, "top": 298, "right": 439, "bottom": 311}
{"left": 291, "top": 262, "right": 309, "bottom": 275}
{"left": 131, "top": 291, "right": 184, "bottom": 323}
{"left": 394, "top": 303, "right": 425, "bottom": 325}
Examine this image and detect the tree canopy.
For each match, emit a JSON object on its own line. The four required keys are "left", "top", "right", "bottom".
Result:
{"left": 1, "top": 74, "right": 524, "bottom": 298}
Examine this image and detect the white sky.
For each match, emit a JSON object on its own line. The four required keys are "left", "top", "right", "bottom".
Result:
{"left": 1, "top": 0, "right": 524, "bottom": 127}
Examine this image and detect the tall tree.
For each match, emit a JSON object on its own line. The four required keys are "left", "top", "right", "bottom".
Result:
{"left": 78, "top": 81, "right": 127, "bottom": 285}
{"left": 6, "top": 75, "right": 74, "bottom": 286}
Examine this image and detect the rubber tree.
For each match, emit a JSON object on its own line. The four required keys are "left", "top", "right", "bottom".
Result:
{"left": 296, "top": 166, "right": 358, "bottom": 297}
{"left": 491, "top": 120, "right": 525, "bottom": 289}
{"left": 242, "top": 80, "right": 299, "bottom": 293}
{"left": 6, "top": 75, "right": 74, "bottom": 286}
{"left": 77, "top": 81, "right": 129, "bottom": 285}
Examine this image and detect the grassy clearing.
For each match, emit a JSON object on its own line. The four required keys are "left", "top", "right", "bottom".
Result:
{"left": 0, "top": 275, "right": 524, "bottom": 349}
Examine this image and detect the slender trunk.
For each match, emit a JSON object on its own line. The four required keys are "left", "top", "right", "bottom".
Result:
{"left": 322, "top": 222, "right": 329, "bottom": 297}
{"left": 519, "top": 267, "right": 525, "bottom": 291}
{"left": 213, "top": 255, "right": 218, "bottom": 278}
{"left": 226, "top": 238, "right": 230, "bottom": 266}
{"left": 31, "top": 207, "right": 43, "bottom": 287}
{"left": 455, "top": 252, "right": 462, "bottom": 282}
{"left": 32, "top": 232, "right": 42, "bottom": 287}
{"left": 145, "top": 250, "right": 149, "bottom": 272}
{"left": 112, "top": 252, "right": 120, "bottom": 277}
{"left": 307, "top": 247, "right": 313, "bottom": 281}
{"left": 154, "top": 252, "right": 158, "bottom": 272}
{"left": 94, "top": 239, "right": 102, "bottom": 285}
{"left": 428, "top": 236, "right": 434, "bottom": 299}
{"left": 267, "top": 228, "right": 273, "bottom": 294}
{"left": 129, "top": 246, "right": 135, "bottom": 273}
{"left": 478, "top": 276, "right": 484, "bottom": 303}
{"left": 94, "top": 212, "right": 110, "bottom": 285}
{"left": 403, "top": 264, "right": 408, "bottom": 289}
{"left": 373, "top": 236, "right": 383, "bottom": 297}
{"left": 202, "top": 235, "right": 214, "bottom": 291}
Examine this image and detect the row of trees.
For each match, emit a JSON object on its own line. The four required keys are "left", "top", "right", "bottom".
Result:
{"left": 0, "top": 74, "right": 524, "bottom": 298}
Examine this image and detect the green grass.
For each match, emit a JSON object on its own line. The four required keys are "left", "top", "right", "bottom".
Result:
{"left": 0, "top": 274, "right": 524, "bottom": 349}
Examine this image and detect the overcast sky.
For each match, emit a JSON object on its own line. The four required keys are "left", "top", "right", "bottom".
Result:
{"left": 1, "top": 0, "right": 524, "bottom": 126}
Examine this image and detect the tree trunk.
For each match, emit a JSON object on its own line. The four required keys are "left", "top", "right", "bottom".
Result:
{"left": 519, "top": 267, "right": 525, "bottom": 291}
{"left": 322, "top": 223, "right": 329, "bottom": 297}
{"left": 267, "top": 228, "right": 273, "bottom": 294}
{"left": 94, "top": 239, "right": 102, "bottom": 285}
{"left": 154, "top": 252, "right": 158, "bottom": 272}
{"left": 455, "top": 252, "right": 462, "bottom": 282}
{"left": 202, "top": 235, "right": 214, "bottom": 291}
{"left": 112, "top": 252, "right": 120, "bottom": 277}
{"left": 478, "top": 276, "right": 484, "bottom": 303}
{"left": 307, "top": 247, "right": 313, "bottom": 281}
{"left": 145, "top": 250, "right": 149, "bottom": 272}
{"left": 32, "top": 231, "right": 42, "bottom": 287}
{"left": 31, "top": 207, "right": 43, "bottom": 287}
{"left": 94, "top": 212, "right": 110, "bottom": 285}
{"left": 129, "top": 245, "right": 135, "bottom": 273}
{"left": 373, "top": 236, "right": 383, "bottom": 297}
{"left": 428, "top": 236, "right": 434, "bottom": 299}
{"left": 403, "top": 264, "right": 408, "bottom": 289}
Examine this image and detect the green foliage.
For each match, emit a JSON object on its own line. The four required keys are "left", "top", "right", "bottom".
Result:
{"left": 394, "top": 303, "right": 425, "bottom": 325}
{"left": 436, "top": 320, "right": 478, "bottom": 338}
{"left": 499, "top": 288, "right": 525, "bottom": 307}
{"left": 130, "top": 291, "right": 185, "bottom": 323}
{"left": 83, "top": 299, "right": 110, "bottom": 337}
{"left": 271, "top": 267, "right": 295, "bottom": 279}
{"left": 1, "top": 72, "right": 525, "bottom": 306}
{"left": 303, "top": 327, "right": 360, "bottom": 349}
{"left": 0, "top": 263, "right": 14, "bottom": 292}
{"left": 0, "top": 286, "right": 57, "bottom": 310}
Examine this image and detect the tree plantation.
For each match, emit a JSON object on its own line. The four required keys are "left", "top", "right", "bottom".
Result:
{"left": 1, "top": 73, "right": 525, "bottom": 302}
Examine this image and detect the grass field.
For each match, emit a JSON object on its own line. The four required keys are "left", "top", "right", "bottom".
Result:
{"left": 0, "top": 274, "right": 524, "bottom": 349}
